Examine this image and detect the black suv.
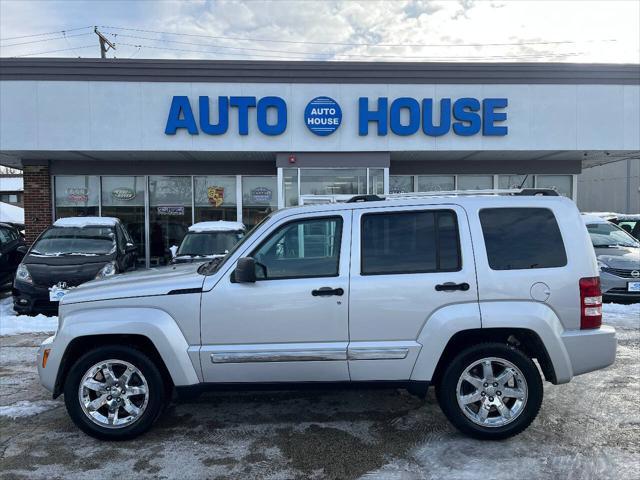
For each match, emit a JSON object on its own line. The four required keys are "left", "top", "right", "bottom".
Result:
{"left": 0, "top": 222, "right": 27, "bottom": 287}
{"left": 13, "top": 217, "right": 137, "bottom": 315}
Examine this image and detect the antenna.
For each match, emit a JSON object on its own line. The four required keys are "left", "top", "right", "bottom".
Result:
{"left": 94, "top": 27, "right": 116, "bottom": 58}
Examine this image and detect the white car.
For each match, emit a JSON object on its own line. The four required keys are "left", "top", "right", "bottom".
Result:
{"left": 37, "top": 190, "right": 616, "bottom": 441}
{"left": 171, "top": 221, "right": 246, "bottom": 264}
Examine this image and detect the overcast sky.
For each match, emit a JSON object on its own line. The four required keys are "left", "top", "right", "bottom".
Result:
{"left": 1, "top": 0, "right": 638, "bottom": 63}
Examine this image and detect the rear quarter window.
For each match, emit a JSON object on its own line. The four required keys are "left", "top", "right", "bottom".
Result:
{"left": 479, "top": 208, "right": 567, "bottom": 270}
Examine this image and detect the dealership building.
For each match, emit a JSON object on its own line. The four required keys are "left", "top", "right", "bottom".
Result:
{"left": 0, "top": 59, "right": 638, "bottom": 267}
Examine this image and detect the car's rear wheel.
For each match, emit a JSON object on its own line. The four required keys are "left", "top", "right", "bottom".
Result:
{"left": 436, "top": 343, "right": 543, "bottom": 440}
{"left": 63, "top": 345, "right": 167, "bottom": 440}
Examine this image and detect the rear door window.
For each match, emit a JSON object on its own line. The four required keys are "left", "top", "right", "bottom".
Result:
{"left": 479, "top": 208, "right": 567, "bottom": 270}
{"left": 361, "top": 209, "right": 461, "bottom": 275}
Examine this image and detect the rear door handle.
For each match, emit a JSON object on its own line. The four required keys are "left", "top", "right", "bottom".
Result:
{"left": 312, "top": 287, "right": 344, "bottom": 297}
{"left": 435, "top": 282, "right": 470, "bottom": 292}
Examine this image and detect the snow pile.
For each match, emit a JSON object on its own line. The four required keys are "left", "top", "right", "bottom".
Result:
{"left": 53, "top": 216, "right": 118, "bottom": 227}
{"left": 0, "top": 400, "right": 60, "bottom": 419}
{"left": 0, "top": 297, "right": 57, "bottom": 336}
{"left": 603, "top": 302, "right": 640, "bottom": 329}
{"left": 189, "top": 221, "right": 246, "bottom": 233}
{"left": 0, "top": 201, "right": 24, "bottom": 224}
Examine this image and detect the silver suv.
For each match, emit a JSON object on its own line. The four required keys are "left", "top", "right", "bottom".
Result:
{"left": 37, "top": 191, "right": 617, "bottom": 440}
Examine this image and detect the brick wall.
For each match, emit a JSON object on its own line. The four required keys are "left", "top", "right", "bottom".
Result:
{"left": 22, "top": 164, "right": 52, "bottom": 245}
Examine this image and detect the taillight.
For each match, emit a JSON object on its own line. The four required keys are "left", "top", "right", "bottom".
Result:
{"left": 580, "top": 277, "right": 602, "bottom": 329}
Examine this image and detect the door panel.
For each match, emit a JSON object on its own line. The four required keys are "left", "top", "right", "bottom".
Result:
{"left": 200, "top": 211, "right": 352, "bottom": 383}
{"left": 348, "top": 204, "right": 479, "bottom": 380}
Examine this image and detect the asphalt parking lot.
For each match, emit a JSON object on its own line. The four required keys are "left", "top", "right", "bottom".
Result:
{"left": 1, "top": 313, "right": 638, "bottom": 480}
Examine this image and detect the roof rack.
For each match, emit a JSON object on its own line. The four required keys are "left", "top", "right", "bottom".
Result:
{"left": 350, "top": 188, "right": 560, "bottom": 202}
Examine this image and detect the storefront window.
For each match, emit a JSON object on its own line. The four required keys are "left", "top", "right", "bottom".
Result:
{"left": 417, "top": 175, "right": 455, "bottom": 192}
{"left": 283, "top": 168, "right": 299, "bottom": 207}
{"left": 148, "top": 176, "right": 192, "bottom": 266}
{"left": 101, "top": 176, "right": 146, "bottom": 266}
{"left": 389, "top": 176, "right": 414, "bottom": 194}
{"left": 369, "top": 169, "right": 384, "bottom": 195}
{"left": 536, "top": 175, "right": 573, "bottom": 198}
{"left": 457, "top": 175, "right": 494, "bottom": 190}
{"left": 499, "top": 175, "right": 534, "bottom": 189}
{"left": 194, "top": 176, "right": 237, "bottom": 223}
{"left": 242, "top": 176, "right": 277, "bottom": 228}
{"left": 55, "top": 176, "right": 100, "bottom": 218}
{"left": 300, "top": 168, "right": 367, "bottom": 196}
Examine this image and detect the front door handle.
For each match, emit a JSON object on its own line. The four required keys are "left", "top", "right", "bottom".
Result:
{"left": 312, "top": 287, "right": 344, "bottom": 297}
{"left": 435, "top": 282, "right": 470, "bottom": 292}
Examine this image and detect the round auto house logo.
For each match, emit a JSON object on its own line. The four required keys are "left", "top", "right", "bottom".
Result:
{"left": 304, "top": 96, "right": 342, "bottom": 136}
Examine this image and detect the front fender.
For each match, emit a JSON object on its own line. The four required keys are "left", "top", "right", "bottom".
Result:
{"left": 410, "top": 302, "right": 481, "bottom": 381}
{"left": 42, "top": 307, "right": 201, "bottom": 393}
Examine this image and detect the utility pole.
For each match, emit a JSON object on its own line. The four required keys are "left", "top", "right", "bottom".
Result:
{"left": 94, "top": 27, "right": 116, "bottom": 58}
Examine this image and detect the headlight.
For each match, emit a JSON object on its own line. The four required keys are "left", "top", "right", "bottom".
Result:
{"left": 597, "top": 259, "right": 610, "bottom": 271}
{"left": 15, "top": 263, "right": 32, "bottom": 284}
{"left": 95, "top": 261, "right": 117, "bottom": 280}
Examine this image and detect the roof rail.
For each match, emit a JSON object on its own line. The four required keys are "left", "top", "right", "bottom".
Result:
{"left": 348, "top": 188, "right": 560, "bottom": 202}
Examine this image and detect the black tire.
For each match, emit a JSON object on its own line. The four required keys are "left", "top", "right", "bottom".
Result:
{"left": 436, "top": 342, "right": 543, "bottom": 440}
{"left": 63, "top": 345, "right": 167, "bottom": 441}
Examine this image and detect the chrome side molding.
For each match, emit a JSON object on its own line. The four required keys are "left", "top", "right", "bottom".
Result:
{"left": 347, "top": 348, "right": 409, "bottom": 360}
{"left": 209, "top": 346, "right": 411, "bottom": 363}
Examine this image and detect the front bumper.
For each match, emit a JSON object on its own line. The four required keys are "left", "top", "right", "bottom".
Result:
{"left": 37, "top": 335, "right": 57, "bottom": 394}
{"left": 12, "top": 281, "right": 59, "bottom": 316}
{"left": 600, "top": 271, "right": 640, "bottom": 302}
{"left": 562, "top": 325, "right": 617, "bottom": 377}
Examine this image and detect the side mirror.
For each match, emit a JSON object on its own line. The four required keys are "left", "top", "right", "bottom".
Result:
{"left": 125, "top": 242, "right": 137, "bottom": 253}
{"left": 234, "top": 257, "right": 256, "bottom": 283}
{"left": 16, "top": 245, "right": 28, "bottom": 255}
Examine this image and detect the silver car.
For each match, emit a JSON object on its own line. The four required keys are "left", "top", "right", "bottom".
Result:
{"left": 583, "top": 214, "right": 640, "bottom": 303}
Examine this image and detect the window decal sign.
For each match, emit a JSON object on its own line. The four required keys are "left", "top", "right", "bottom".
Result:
{"left": 251, "top": 187, "right": 273, "bottom": 203}
{"left": 157, "top": 206, "right": 184, "bottom": 216}
{"left": 111, "top": 187, "right": 136, "bottom": 201}
{"left": 207, "top": 186, "right": 225, "bottom": 207}
{"left": 304, "top": 96, "right": 342, "bottom": 136}
{"left": 66, "top": 188, "right": 89, "bottom": 203}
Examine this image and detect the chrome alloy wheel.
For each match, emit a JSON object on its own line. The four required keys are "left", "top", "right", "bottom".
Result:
{"left": 456, "top": 356, "right": 528, "bottom": 428}
{"left": 78, "top": 359, "right": 149, "bottom": 429}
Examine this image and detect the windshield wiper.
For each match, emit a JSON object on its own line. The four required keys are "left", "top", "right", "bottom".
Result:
{"left": 198, "top": 257, "right": 224, "bottom": 275}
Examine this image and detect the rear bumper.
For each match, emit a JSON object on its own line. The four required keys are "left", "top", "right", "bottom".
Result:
{"left": 561, "top": 325, "right": 617, "bottom": 377}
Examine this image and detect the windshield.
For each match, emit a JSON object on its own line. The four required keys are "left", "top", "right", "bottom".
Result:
{"left": 31, "top": 226, "right": 117, "bottom": 256}
{"left": 199, "top": 214, "right": 273, "bottom": 275}
{"left": 587, "top": 223, "right": 639, "bottom": 248}
{"left": 177, "top": 231, "right": 244, "bottom": 257}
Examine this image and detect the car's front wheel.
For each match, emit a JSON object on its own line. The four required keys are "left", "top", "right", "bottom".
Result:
{"left": 63, "top": 345, "right": 167, "bottom": 440}
{"left": 436, "top": 343, "right": 543, "bottom": 440}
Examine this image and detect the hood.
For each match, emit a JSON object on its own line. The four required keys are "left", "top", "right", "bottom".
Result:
{"left": 23, "top": 254, "right": 115, "bottom": 287}
{"left": 61, "top": 262, "right": 204, "bottom": 304}
{"left": 595, "top": 246, "right": 640, "bottom": 269}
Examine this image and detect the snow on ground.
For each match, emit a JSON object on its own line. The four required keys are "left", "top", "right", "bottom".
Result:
{"left": 0, "top": 400, "right": 60, "bottom": 419}
{"left": 0, "top": 297, "right": 57, "bottom": 336}
{"left": 603, "top": 302, "right": 640, "bottom": 329}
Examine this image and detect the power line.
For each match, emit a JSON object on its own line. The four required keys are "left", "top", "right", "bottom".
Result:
{"left": 0, "top": 32, "right": 93, "bottom": 48}
{"left": 0, "top": 26, "right": 92, "bottom": 42}
{"left": 13, "top": 44, "right": 95, "bottom": 57}
{"left": 101, "top": 25, "right": 614, "bottom": 48}
{"left": 111, "top": 34, "right": 583, "bottom": 61}
{"left": 119, "top": 41, "right": 582, "bottom": 61}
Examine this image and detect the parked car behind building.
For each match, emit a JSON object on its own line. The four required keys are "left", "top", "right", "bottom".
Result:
{"left": 171, "top": 221, "right": 246, "bottom": 264}
{"left": 582, "top": 214, "right": 640, "bottom": 303}
{"left": 0, "top": 222, "right": 26, "bottom": 287}
{"left": 13, "top": 217, "right": 137, "bottom": 315}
